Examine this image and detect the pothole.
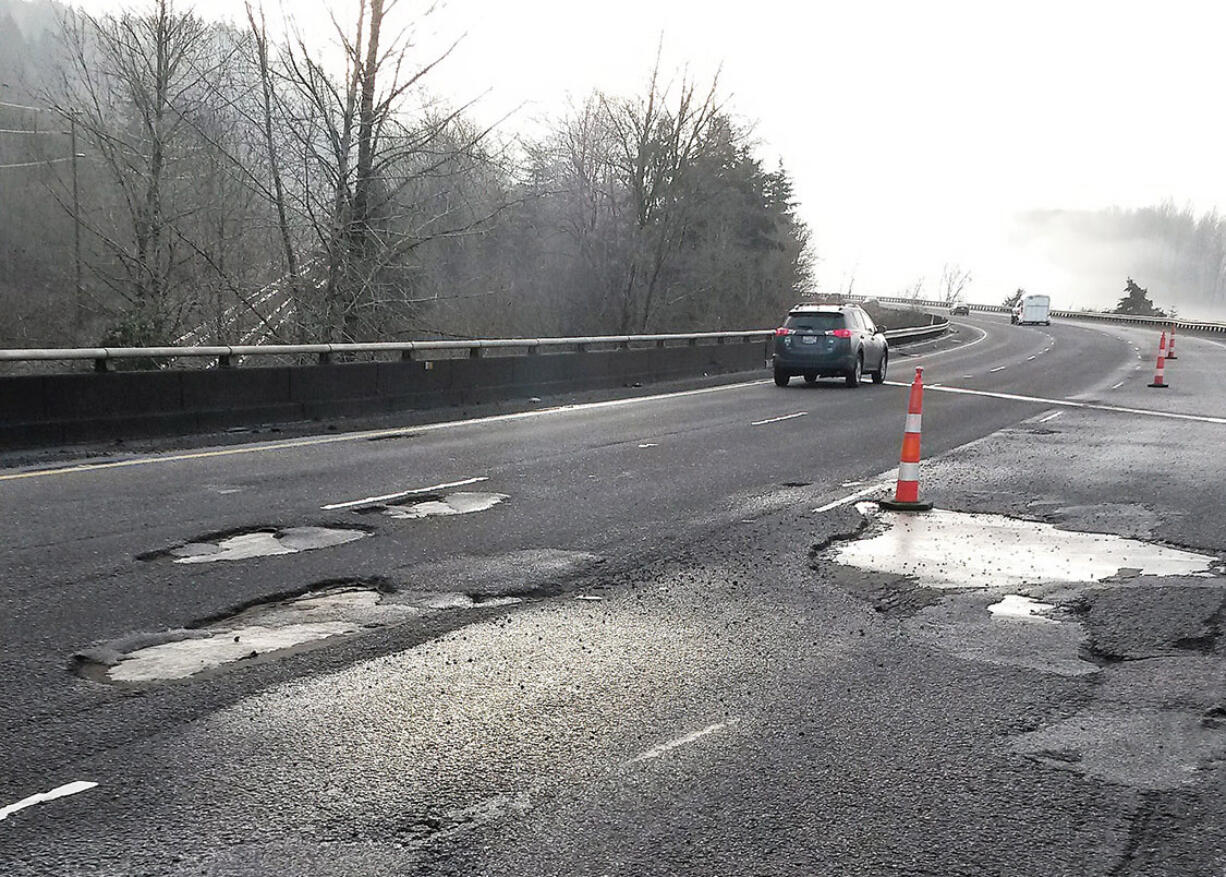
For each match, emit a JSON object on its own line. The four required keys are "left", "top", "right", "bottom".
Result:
{"left": 140, "top": 526, "right": 370, "bottom": 564}
{"left": 829, "top": 503, "right": 1216, "bottom": 589}
{"left": 817, "top": 504, "right": 1222, "bottom": 676}
{"left": 73, "top": 581, "right": 524, "bottom": 684}
{"left": 988, "top": 595, "right": 1057, "bottom": 623}
{"left": 356, "top": 492, "right": 508, "bottom": 520}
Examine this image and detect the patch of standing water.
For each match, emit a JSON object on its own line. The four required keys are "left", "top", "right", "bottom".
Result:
{"left": 85, "top": 586, "right": 525, "bottom": 684}
{"left": 109, "top": 622, "right": 360, "bottom": 682}
{"left": 830, "top": 503, "right": 1215, "bottom": 588}
{"left": 170, "top": 527, "right": 367, "bottom": 564}
{"left": 988, "top": 595, "right": 1057, "bottom": 623}
{"left": 380, "top": 492, "right": 508, "bottom": 520}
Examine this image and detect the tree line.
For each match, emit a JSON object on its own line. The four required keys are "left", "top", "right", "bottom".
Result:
{"left": 0, "top": 0, "right": 812, "bottom": 350}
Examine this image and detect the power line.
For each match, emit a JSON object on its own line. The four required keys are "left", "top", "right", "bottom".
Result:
{"left": 0, "top": 99, "right": 50, "bottom": 113}
{"left": 0, "top": 157, "right": 74, "bottom": 169}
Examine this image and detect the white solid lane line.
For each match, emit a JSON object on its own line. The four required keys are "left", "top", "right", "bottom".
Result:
{"left": 2, "top": 379, "right": 773, "bottom": 483}
{"left": 883, "top": 381, "right": 1226, "bottom": 425}
{"left": 1037, "top": 411, "right": 1062, "bottom": 423}
{"left": 989, "top": 366, "right": 1007, "bottom": 373}
{"left": 628, "top": 721, "right": 735, "bottom": 764}
{"left": 322, "top": 476, "right": 490, "bottom": 510}
{"left": 814, "top": 482, "right": 893, "bottom": 513}
{"left": 751, "top": 412, "right": 807, "bottom": 426}
{"left": 0, "top": 781, "right": 97, "bottom": 822}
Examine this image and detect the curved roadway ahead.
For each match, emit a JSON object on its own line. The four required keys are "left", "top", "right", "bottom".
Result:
{"left": 3, "top": 313, "right": 1226, "bottom": 875}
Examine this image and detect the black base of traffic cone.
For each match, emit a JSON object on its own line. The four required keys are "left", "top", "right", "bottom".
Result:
{"left": 1147, "top": 382, "right": 1169, "bottom": 389}
{"left": 878, "top": 499, "right": 934, "bottom": 512}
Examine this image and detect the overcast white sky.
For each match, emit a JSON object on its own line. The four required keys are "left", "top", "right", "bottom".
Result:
{"left": 75, "top": 0, "right": 1226, "bottom": 308}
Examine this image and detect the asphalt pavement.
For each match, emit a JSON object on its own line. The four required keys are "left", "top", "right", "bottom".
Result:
{"left": 2, "top": 313, "right": 1224, "bottom": 875}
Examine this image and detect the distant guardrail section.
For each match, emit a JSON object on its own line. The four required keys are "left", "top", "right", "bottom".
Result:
{"left": 848, "top": 295, "right": 1226, "bottom": 334}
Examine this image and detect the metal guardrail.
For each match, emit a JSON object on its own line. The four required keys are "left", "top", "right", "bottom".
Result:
{"left": 0, "top": 321, "right": 949, "bottom": 372}
{"left": 847, "top": 294, "right": 1226, "bottom": 334}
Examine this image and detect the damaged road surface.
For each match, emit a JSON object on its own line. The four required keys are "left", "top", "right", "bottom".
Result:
{"left": 6, "top": 316, "right": 1226, "bottom": 875}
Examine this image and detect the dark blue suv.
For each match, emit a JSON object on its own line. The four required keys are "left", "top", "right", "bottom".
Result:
{"left": 772, "top": 304, "right": 888, "bottom": 388}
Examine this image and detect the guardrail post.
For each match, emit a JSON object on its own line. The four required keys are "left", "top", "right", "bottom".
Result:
{"left": 400, "top": 350, "right": 414, "bottom": 361}
{"left": 318, "top": 351, "right": 332, "bottom": 365}
{"left": 617, "top": 340, "right": 631, "bottom": 350}
{"left": 218, "top": 354, "right": 232, "bottom": 369}
{"left": 687, "top": 338, "right": 698, "bottom": 347}
{"left": 469, "top": 347, "right": 485, "bottom": 358}
{"left": 93, "top": 357, "right": 108, "bottom": 373}
{"left": 576, "top": 342, "right": 589, "bottom": 352}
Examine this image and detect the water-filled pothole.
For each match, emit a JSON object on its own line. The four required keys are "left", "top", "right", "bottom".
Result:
{"left": 818, "top": 504, "right": 1222, "bottom": 677}
{"left": 140, "top": 526, "right": 370, "bottom": 564}
{"left": 830, "top": 503, "right": 1216, "bottom": 589}
{"left": 988, "top": 595, "right": 1057, "bottom": 623}
{"left": 356, "top": 491, "right": 509, "bottom": 520}
{"left": 72, "top": 580, "right": 525, "bottom": 684}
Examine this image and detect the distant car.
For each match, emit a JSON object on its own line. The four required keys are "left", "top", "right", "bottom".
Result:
{"left": 951, "top": 304, "right": 970, "bottom": 315}
{"left": 772, "top": 303, "right": 888, "bottom": 388}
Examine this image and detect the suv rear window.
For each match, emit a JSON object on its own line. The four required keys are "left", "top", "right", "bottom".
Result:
{"left": 784, "top": 312, "right": 845, "bottom": 332}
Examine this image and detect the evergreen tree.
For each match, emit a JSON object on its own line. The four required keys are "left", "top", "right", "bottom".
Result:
{"left": 1115, "top": 277, "right": 1166, "bottom": 316}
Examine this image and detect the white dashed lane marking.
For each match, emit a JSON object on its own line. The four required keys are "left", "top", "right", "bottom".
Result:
{"left": 814, "top": 482, "right": 892, "bottom": 513}
{"left": 751, "top": 412, "right": 807, "bottom": 426}
{"left": 322, "top": 476, "right": 489, "bottom": 510}
{"left": 0, "top": 781, "right": 97, "bottom": 822}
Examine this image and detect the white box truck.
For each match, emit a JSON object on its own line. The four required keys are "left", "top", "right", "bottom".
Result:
{"left": 1011, "top": 294, "right": 1051, "bottom": 326}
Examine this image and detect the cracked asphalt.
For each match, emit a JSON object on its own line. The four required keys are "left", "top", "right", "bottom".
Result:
{"left": 2, "top": 313, "right": 1226, "bottom": 875}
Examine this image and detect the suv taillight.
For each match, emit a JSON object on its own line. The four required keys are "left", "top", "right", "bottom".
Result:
{"left": 774, "top": 327, "right": 794, "bottom": 336}
{"left": 830, "top": 328, "right": 853, "bottom": 338}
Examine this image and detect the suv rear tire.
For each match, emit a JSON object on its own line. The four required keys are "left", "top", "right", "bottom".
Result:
{"left": 845, "top": 355, "right": 862, "bottom": 388}
{"left": 774, "top": 368, "right": 790, "bottom": 387}
{"left": 871, "top": 350, "right": 887, "bottom": 384}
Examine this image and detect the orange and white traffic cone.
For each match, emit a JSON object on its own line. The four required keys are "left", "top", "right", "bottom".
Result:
{"left": 1167, "top": 323, "right": 1178, "bottom": 360}
{"left": 1148, "top": 331, "right": 1169, "bottom": 388}
{"left": 880, "top": 366, "right": 933, "bottom": 511}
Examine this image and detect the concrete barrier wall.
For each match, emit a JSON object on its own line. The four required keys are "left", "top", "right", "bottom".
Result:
{"left": 0, "top": 342, "right": 768, "bottom": 450}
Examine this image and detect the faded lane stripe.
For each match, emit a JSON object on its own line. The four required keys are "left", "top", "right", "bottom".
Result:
{"left": 628, "top": 721, "right": 735, "bottom": 764}
{"left": 751, "top": 412, "right": 807, "bottom": 426}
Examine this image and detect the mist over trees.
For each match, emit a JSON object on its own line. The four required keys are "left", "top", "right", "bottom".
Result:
{"left": 0, "top": 0, "right": 812, "bottom": 349}
{"left": 1015, "top": 204, "right": 1226, "bottom": 317}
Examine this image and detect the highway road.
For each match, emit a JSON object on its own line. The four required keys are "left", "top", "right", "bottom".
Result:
{"left": 2, "top": 312, "right": 1225, "bottom": 875}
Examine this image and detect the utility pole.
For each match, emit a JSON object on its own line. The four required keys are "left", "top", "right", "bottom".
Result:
{"left": 71, "top": 112, "right": 82, "bottom": 342}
